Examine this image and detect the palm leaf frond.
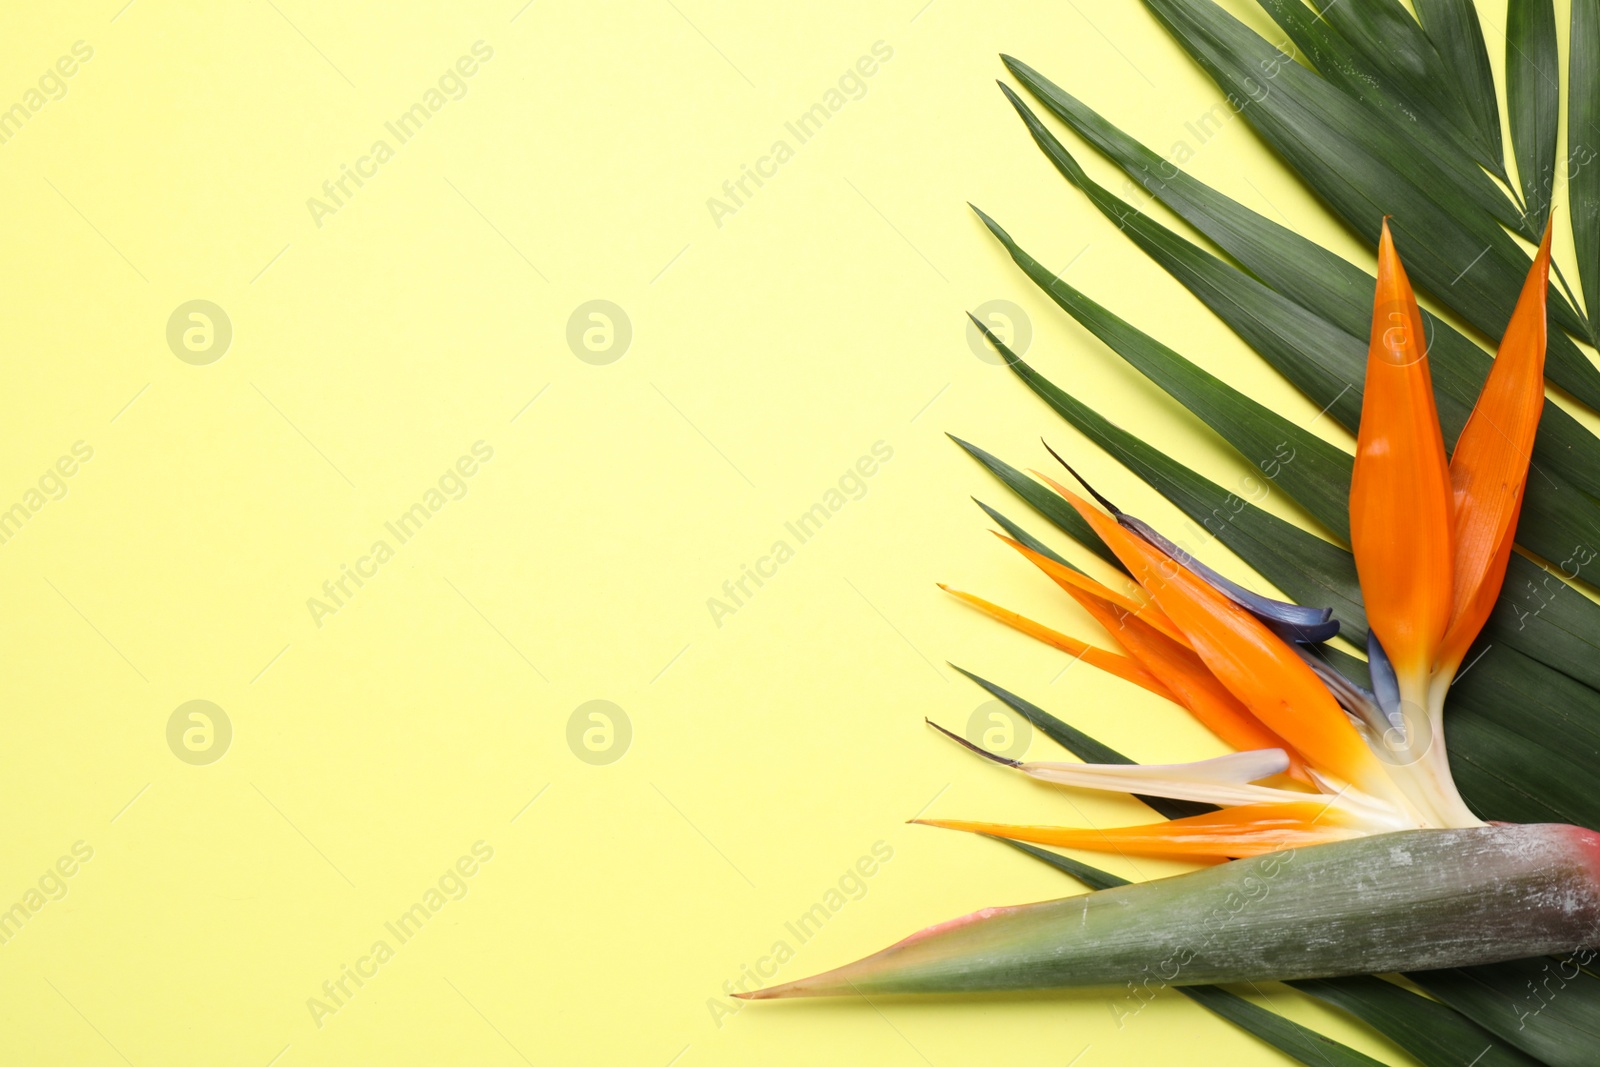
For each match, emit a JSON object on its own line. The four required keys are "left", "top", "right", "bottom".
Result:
{"left": 940, "top": 2, "right": 1600, "bottom": 1060}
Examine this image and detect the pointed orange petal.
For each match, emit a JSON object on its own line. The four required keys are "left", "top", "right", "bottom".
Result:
{"left": 939, "top": 584, "right": 1172, "bottom": 697}
{"left": 1438, "top": 221, "right": 1551, "bottom": 671}
{"left": 1061, "top": 585, "right": 1311, "bottom": 781}
{"left": 1350, "top": 219, "right": 1454, "bottom": 681}
{"left": 1035, "top": 473, "right": 1384, "bottom": 795}
{"left": 915, "top": 802, "right": 1359, "bottom": 859}
{"left": 994, "top": 533, "right": 1192, "bottom": 649}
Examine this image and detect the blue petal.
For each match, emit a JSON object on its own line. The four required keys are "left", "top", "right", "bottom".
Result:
{"left": 1040, "top": 444, "right": 1338, "bottom": 644}
{"left": 1116, "top": 513, "right": 1339, "bottom": 643}
{"left": 1365, "top": 632, "right": 1405, "bottom": 730}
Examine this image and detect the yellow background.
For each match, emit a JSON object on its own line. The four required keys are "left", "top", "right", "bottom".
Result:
{"left": 0, "top": 2, "right": 1579, "bottom": 1064}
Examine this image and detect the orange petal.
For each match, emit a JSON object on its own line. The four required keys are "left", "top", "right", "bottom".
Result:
{"left": 938, "top": 584, "right": 1171, "bottom": 697}
{"left": 1060, "top": 583, "right": 1311, "bottom": 781}
{"left": 1350, "top": 219, "right": 1454, "bottom": 681}
{"left": 1035, "top": 473, "right": 1385, "bottom": 795}
{"left": 994, "top": 533, "right": 1193, "bottom": 649}
{"left": 1438, "top": 220, "right": 1552, "bottom": 671}
{"left": 915, "top": 802, "right": 1359, "bottom": 859}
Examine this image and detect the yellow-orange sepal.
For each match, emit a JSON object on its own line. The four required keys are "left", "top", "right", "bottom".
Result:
{"left": 1437, "top": 220, "right": 1552, "bottom": 671}
{"left": 1350, "top": 219, "right": 1455, "bottom": 681}
{"left": 1035, "top": 473, "right": 1384, "bottom": 796}
{"left": 914, "top": 802, "right": 1361, "bottom": 860}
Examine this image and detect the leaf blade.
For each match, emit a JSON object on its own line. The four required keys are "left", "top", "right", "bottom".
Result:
{"left": 984, "top": 82, "right": 1600, "bottom": 692}
{"left": 1413, "top": 0, "right": 1507, "bottom": 168}
{"left": 1135, "top": 0, "right": 1600, "bottom": 404}
{"left": 1570, "top": 0, "right": 1600, "bottom": 324}
{"left": 952, "top": 665, "right": 1215, "bottom": 820}
{"left": 1507, "top": 0, "right": 1561, "bottom": 229}
{"left": 1411, "top": 960, "right": 1600, "bottom": 1067}
{"left": 950, "top": 434, "right": 1123, "bottom": 573}
{"left": 1000, "top": 54, "right": 1600, "bottom": 495}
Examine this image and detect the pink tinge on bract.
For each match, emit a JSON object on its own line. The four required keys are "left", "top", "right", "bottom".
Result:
{"left": 733, "top": 901, "right": 1030, "bottom": 1000}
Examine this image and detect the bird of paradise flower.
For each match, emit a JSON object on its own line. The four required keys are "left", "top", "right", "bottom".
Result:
{"left": 738, "top": 219, "right": 1600, "bottom": 1002}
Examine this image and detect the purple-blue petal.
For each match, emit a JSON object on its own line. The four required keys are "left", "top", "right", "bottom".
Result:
{"left": 1116, "top": 513, "right": 1339, "bottom": 643}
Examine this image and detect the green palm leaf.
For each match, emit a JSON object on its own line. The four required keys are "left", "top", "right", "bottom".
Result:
{"left": 1412, "top": 0, "right": 1505, "bottom": 165}
{"left": 995, "top": 79, "right": 1600, "bottom": 589}
{"left": 998, "top": 57, "right": 1600, "bottom": 500}
{"left": 1507, "top": 0, "right": 1560, "bottom": 230}
{"left": 1138, "top": 0, "right": 1600, "bottom": 399}
{"left": 947, "top": 1, "right": 1600, "bottom": 1062}
{"left": 1570, "top": 0, "right": 1600, "bottom": 329}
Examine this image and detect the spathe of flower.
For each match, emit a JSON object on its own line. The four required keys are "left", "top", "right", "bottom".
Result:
{"left": 738, "top": 824, "right": 1600, "bottom": 999}
{"left": 741, "top": 217, "right": 1584, "bottom": 1002}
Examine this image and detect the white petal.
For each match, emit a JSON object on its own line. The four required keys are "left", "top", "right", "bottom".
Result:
{"left": 1019, "top": 749, "right": 1308, "bottom": 807}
